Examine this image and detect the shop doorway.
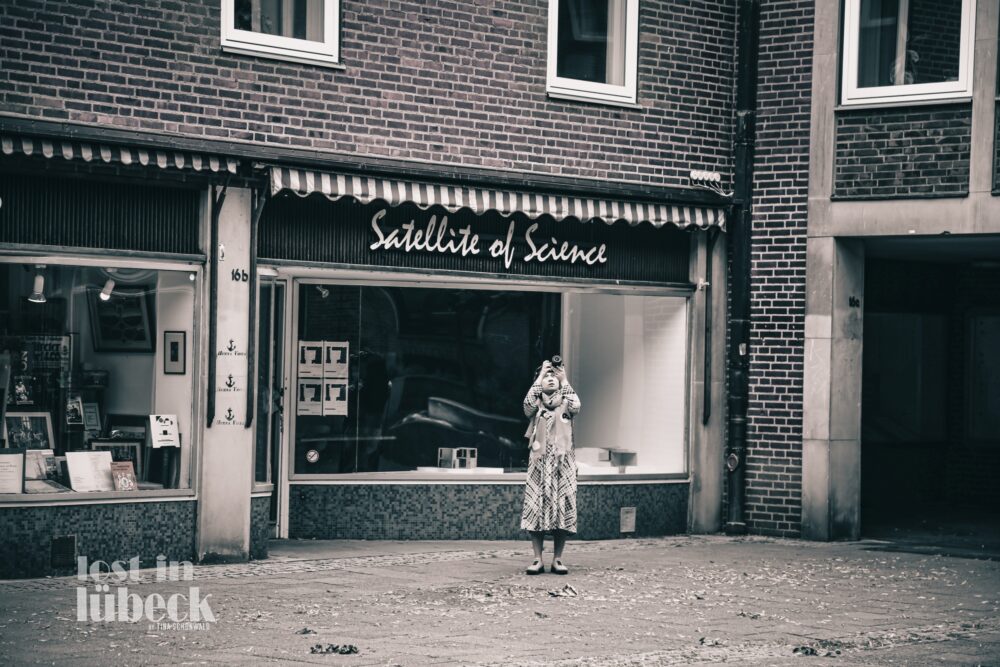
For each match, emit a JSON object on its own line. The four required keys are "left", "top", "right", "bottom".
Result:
{"left": 861, "top": 254, "right": 1000, "bottom": 554}
{"left": 256, "top": 279, "right": 287, "bottom": 536}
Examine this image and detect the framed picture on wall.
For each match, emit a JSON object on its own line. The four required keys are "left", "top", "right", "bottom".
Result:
{"left": 90, "top": 439, "right": 143, "bottom": 480}
{"left": 163, "top": 331, "right": 186, "bottom": 375}
{"left": 104, "top": 414, "right": 148, "bottom": 444}
{"left": 3, "top": 412, "right": 55, "bottom": 450}
{"left": 87, "top": 286, "right": 155, "bottom": 353}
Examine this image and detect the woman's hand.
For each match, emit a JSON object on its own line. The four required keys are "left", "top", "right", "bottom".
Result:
{"left": 534, "top": 360, "right": 553, "bottom": 385}
{"left": 553, "top": 364, "right": 567, "bottom": 385}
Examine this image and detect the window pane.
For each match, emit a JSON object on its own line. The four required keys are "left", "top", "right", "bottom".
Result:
{"left": 254, "top": 283, "right": 273, "bottom": 484}
{"left": 857, "top": 0, "right": 962, "bottom": 88}
{"left": 1, "top": 262, "right": 196, "bottom": 491}
{"left": 565, "top": 293, "right": 687, "bottom": 474}
{"left": 234, "top": 0, "right": 325, "bottom": 42}
{"left": 294, "top": 285, "right": 558, "bottom": 474}
{"left": 556, "top": 0, "right": 627, "bottom": 86}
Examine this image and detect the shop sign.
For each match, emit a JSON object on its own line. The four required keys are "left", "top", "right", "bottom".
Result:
{"left": 368, "top": 209, "right": 608, "bottom": 269}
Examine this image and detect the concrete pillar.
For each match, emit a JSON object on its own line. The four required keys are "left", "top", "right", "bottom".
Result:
{"left": 196, "top": 188, "right": 254, "bottom": 561}
{"left": 688, "top": 231, "right": 728, "bottom": 533}
{"left": 802, "top": 238, "right": 864, "bottom": 540}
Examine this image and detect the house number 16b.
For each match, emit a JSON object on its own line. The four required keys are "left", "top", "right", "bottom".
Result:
{"left": 231, "top": 268, "right": 249, "bottom": 282}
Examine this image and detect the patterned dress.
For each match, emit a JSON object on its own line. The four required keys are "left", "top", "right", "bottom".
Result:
{"left": 520, "top": 383, "right": 581, "bottom": 534}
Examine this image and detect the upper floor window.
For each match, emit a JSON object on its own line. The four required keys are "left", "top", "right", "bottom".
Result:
{"left": 221, "top": 0, "right": 339, "bottom": 67}
{"left": 841, "top": 0, "right": 976, "bottom": 106}
{"left": 546, "top": 0, "right": 639, "bottom": 106}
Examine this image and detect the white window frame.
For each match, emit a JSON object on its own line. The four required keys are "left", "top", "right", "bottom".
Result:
{"left": 220, "top": 0, "right": 340, "bottom": 68}
{"left": 841, "top": 0, "right": 976, "bottom": 106}
{"left": 545, "top": 0, "right": 640, "bottom": 106}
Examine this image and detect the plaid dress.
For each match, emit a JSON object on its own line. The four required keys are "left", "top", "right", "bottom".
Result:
{"left": 521, "top": 383, "right": 580, "bottom": 534}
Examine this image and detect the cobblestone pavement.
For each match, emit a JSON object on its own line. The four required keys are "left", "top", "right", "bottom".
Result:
{"left": 0, "top": 535, "right": 998, "bottom": 666}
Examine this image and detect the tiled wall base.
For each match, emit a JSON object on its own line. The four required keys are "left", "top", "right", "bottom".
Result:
{"left": 0, "top": 500, "right": 196, "bottom": 579}
{"left": 250, "top": 495, "right": 271, "bottom": 560}
{"left": 289, "top": 483, "right": 688, "bottom": 540}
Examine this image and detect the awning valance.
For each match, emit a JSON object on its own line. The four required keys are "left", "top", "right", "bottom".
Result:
{"left": 1, "top": 134, "right": 239, "bottom": 174}
{"left": 270, "top": 166, "right": 725, "bottom": 230}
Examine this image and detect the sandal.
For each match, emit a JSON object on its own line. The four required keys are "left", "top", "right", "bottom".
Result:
{"left": 550, "top": 560, "right": 569, "bottom": 575}
{"left": 525, "top": 559, "right": 544, "bottom": 575}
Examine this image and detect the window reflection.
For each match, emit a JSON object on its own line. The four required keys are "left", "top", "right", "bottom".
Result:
{"left": 294, "top": 285, "right": 559, "bottom": 474}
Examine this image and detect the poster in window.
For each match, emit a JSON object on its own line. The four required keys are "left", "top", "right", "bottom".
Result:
{"left": 90, "top": 440, "right": 143, "bottom": 480}
{"left": 298, "top": 341, "right": 324, "bottom": 378}
{"left": 66, "top": 450, "right": 115, "bottom": 492}
{"left": 87, "top": 287, "right": 155, "bottom": 353}
{"left": 24, "top": 448, "right": 55, "bottom": 480}
{"left": 82, "top": 402, "right": 101, "bottom": 432}
{"left": 323, "top": 381, "right": 348, "bottom": 417}
{"left": 66, "top": 394, "right": 84, "bottom": 426}
{"left": 324, "top": 342, "right": 349, "bottom": 378}
{"left": 149, "top": 414, "right": 180, "bottom": 448}
{"left": 297, "top": 379, "right": 323, "bottom": 415}
{"left": 110, "top": 461, "right": 138, "bottom": 491}
{"left": 0, "top": 449, "right": 25, "bottom": 494}
{"left": 3, "top": 412, "right": 54, "bottom": 449}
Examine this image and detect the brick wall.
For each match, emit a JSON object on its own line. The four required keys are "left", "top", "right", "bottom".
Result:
{"left": 745, "top": 0, "right": 813, "bottom": 537}
{"left": 834, "top": 104, "right": 972, "bottom": 199}
{"left": 0, "top": 0, "right": 735, "bottom": 188}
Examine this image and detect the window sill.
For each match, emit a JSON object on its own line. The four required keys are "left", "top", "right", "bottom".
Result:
{"left": 221, "top": 43, "right": 346, "bottom": 70}
{"left": 288, "top": 471, "right": 688, "bottom": 484}
{"left": 0, "top": 488, "right": 195, "bottom": 507}
{"left": 546, "top": 90, "right": 642, "bottom": 110}
{"left": 251, "top": 484, "right": 275, "bottom": 496}
{"left": 836, "top": 96, "right": 973, "bottom": 112}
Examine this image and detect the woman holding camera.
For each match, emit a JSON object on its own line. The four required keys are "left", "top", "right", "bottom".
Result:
{"left": 521, "top": 358, "right": 580, "bottom": 575}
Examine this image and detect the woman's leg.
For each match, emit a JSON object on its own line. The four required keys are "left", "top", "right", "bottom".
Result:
{"left": 552, "top": 530, "right": 567, "bottom": 560}
{"left": 529, "top": 531, "right": 545, "bottom": 560}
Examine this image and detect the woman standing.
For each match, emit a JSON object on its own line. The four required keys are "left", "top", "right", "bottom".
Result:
{"left": 521, "top": 358, "right": 581, "bottom": 575}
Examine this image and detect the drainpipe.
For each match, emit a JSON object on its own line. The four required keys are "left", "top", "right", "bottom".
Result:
{"left": 725, "top": 0, "right": 759, "bottom": 535}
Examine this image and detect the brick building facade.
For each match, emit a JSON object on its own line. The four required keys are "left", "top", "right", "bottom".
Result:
{"left": 0, "top": 0, "right": 736, "bottom": 574}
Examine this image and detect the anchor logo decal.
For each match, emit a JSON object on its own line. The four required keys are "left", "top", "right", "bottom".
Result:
{"left": 225, "top": 374, "right": 236, "bottom": 388}
{"left": 227, "top": 339, "right": 237, "bottom": 352}
{"left": 225, "top": 407, "right": 235, "bottom": 421}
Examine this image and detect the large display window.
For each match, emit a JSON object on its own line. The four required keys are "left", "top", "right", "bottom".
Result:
{"left": 290, "top": 280, "right": 689, "bottom": 478}
{"left": 0, "top": 259, "right": 199, "bottom": 495}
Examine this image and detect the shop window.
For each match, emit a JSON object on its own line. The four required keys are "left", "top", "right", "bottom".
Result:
{"left": 546, "top": 0, "right": 639, "bottom": 106}
{"left": 221, "top": 0, "right": 339, "bottom": 67}
{"left": 841, "top": 0, "right": 975, "bottom": 105}
{"left": 0, "top": 260, "right": 198, "bottom": 495}
{"left": 563, "top": 293, "right": 688, "bottom": 474}
{"left": 291, "top": 283, "right": 688, "bottom": 477}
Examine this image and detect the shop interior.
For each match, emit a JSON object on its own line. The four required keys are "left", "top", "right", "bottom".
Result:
{"left": 0, "top": 260, "right": 196, "bottom": 494}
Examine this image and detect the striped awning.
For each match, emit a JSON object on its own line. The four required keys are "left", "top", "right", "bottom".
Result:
{"left": 1, "top": 134, "right": 239, "bottom": 174}
{"left": 270, "top": 166, "right": 725, "bottom": 230}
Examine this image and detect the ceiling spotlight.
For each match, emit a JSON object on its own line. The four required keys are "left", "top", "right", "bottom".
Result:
{"left": 27, "top": 266, "right": 46, "bottom": 304}
{"left": 99, "top": 278, "right": 116, "bottom": 301}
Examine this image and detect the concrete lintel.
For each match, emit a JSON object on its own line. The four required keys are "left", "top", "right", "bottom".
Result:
{"left": 821, "top": 197, "right": 1000, "bottom": 237}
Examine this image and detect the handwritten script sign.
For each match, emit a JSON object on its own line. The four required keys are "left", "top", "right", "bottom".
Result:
{"left": 368, "top": 209, "right": 608, "bottom": 268}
